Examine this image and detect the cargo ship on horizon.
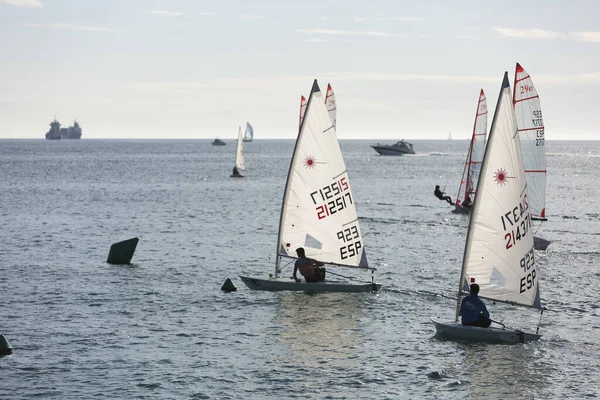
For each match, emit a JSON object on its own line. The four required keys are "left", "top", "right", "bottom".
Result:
{"left": 45, "top": 117, "right": 82, "bottom": 140}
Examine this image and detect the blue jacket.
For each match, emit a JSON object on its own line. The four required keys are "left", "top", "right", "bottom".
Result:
{"left": 460, "top": 294, "right": 490, "bottom": 323}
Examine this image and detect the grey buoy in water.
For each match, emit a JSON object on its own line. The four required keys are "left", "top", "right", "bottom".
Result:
{"left": 221, "top": 278, "right": 237, "bottom": 292}
{"left": 107, "top": 237, "right": 139, "bottom": 265}
{"left": 0, "top": 335, "right": 12, "bottom": 355}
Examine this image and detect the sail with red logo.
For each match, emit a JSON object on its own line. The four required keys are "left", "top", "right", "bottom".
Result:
{"left": 431, "top": 72, "right": 545, "bottom": 343}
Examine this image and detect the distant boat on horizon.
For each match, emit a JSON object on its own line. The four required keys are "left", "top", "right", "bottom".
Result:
{"left": 242, "top": 122, "right": 254, "bottom": 142}
{"left": 45, "top": 117, "right": 82, "bottom": 140}
{"left": 212, "top": 138, "right": 226, "bottom": 146}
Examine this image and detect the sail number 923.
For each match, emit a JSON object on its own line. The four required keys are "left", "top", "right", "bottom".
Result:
{"left": 519, "top": 248, "right": 536, "bottom": 294}
{"left": 337, "top": 224, "right": 362, "bottom": 260}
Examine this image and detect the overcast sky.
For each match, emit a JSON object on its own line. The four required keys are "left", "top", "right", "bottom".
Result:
{"left": 1, "top": 0, "right": 598, "bottom": 139}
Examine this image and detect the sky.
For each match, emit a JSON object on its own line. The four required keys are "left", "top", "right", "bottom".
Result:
{"left": 0, "top": 0, "right": 599, "bottom": 140}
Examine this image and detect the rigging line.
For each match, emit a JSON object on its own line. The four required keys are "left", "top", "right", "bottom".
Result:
{"left": 382, "top": 287, "right": 456, "bottom": 301}
{"left": 325, "top": 269, "right": 373, "bottom": 284}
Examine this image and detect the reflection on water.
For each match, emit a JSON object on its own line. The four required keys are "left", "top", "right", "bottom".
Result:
{"left": 456, "top": 342, "right": 547, "bottom": 398}
{"left": 271, "top": 292, "right": 365, "bottom": 370}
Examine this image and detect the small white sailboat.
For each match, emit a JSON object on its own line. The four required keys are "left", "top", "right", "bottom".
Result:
{"left": 240, "top": 80, "right": 380, "bottom": 293}
{"left": 513, "top": 63, "right": 550, "bottom": 250}
{"left": 432, "top": 72, "right": 545, "bottom": 344}
{"left": 452, "top": 89, "right": 488, "bottom": 214}
{"left": 325, "top": 83, "right": 337, "bottom": 128}
{"left": 230, "top": 126, "right": 246, "bottom": 178}
{"left": 242, "top": 122, "right": 254, "bottom": 142}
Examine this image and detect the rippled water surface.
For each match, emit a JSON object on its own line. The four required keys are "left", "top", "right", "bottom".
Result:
{"left": 1, "top": 139, "right": 599, "bottom": 399}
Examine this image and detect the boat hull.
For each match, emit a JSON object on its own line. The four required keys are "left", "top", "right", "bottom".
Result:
{"left": 239, "top": 276, "right": 381, "bottom": 293}
{"left": 431, "top": 319, "right": 541, "bottom": 344}
{"left": 451, "top": 205, "right": 471, "bottom": 214}
{"left": 370, "top": 145, "right": 415, "bottom": 156}
{"left": 534, "top": 236, "right": 551, "bottom": 250}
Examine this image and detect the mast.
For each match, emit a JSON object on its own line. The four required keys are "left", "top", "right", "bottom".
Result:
{"left": 455, "top": 76, "right": 510, "bottom": 321}
{"left": 274, "top": 80, "right": 320, "bottom": 278}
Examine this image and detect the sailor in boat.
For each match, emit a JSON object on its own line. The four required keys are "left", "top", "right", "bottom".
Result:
{"left": 461, "top": 195, "right": 472, "bottom": 209}
{"left": 232, "top": 167, "right": 241, "bottom": 177}
{"left": 460, "top": 284, "right": 492, "bottom": 328}
{"left": 434, "top": 185, "right": 453, "bottom": 205}
{"left": 293, "top": 247, "right": 326, "bottom": 283}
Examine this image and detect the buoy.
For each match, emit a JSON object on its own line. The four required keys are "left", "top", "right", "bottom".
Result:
{"left": 221, "top": 278, "right": 237, "bottom": 292}
{"left": 0, "top": 335, "right": 13, "bottom": 355}
{"left": 107, "top": 237, "right": 139, "bottom": 265}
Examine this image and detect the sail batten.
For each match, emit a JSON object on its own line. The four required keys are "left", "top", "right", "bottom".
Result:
{"left": 459, "top": 72, "right": 541, "bottom": 311}
{"left": 277, "top": 80, "right": 368, "bottom": 270}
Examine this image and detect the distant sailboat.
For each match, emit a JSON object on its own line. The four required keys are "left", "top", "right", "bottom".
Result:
{"left": 231, "top": 126, "right": 246, "bottom": 178}
{"left": 240, "top": 80, "right": 380, "bottom": 292}
{"left": 453, "top": 89, "right": 488, "bottom": 214}
{"left": 513, "top": 63, "right": 550, "bottom": 250}
{"left": 431, "top": 72, "right": 545, "bottom": 343}
{"left": 242, "top": 122, "right": 254, "bottom": 142}
{"left": 299, "top": 82, "right": 336, "bottom": 128}
{"left": 447, "top": 133, "right": 452, "bottom": 140}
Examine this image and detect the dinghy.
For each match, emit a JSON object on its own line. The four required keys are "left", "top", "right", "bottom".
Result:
{"left": 513, "top": 63, "right": 551, "bottom": 250}
{"left": 452, "top": 89, "right": 487, "bottom": 214}
{"left": 240, "top": 80, "right": 380, "bottom": 293}
{"left": 230, "top": 126, "right": 246, "bottom": 178}
{"left": 432, "top": 72, "right": 545, "bottom": 344}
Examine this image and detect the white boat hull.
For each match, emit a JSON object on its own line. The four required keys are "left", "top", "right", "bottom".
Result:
{"left": 431, "top": 319, "right": 541, "bottom": 344}
{"left": 239, "top": 276, "right": 381, "bottom": 293}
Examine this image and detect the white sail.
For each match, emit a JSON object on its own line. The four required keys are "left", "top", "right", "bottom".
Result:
{"left": 456, "top": 90, "right": 488, "bottom": 205}
{"left": 459, "top": 73, "right": 541, "bottom": 309}
{"left": 278, "top": 80, "right": 368, "bottom": 268}
{"left": 299, "top": 95, "right": 307, "bottom": 127}
{"left": 325, "top": 83, "right": 337, "bottom": 128}
{"left": 235, "top": 126, "right": 246, "bottom": 171}
{"left": 243, "top": 122, "right": 254, "bottom": 142}
{"left": 513, "top": 63, "right": 546, "bottom": 219}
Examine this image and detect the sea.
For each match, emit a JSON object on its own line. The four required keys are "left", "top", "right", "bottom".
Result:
{"left": 1, "top": 139, "right": 599, "bottom": 399}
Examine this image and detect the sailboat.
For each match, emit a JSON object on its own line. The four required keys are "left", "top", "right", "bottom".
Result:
{"left": 230, "top": 126, "right": 246, "bottom": 178}
{"left": 452, "top": 89, "right": 488, "bottom": 214}
{"left": 431, "top": 72, "right": 545, "bottom": 343}
{"left": 299, "top": 82, "right": 335, "bottom": 127}
{"left": 242, "top": 122, "right": 254, "bottom": 142}
{"left": 513, "top": 63, "right": 551, "bottom": 250}
{"left": 240, "top": 80, "right": 380, "bottom": 293}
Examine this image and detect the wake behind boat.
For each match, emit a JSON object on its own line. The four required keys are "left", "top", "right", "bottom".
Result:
{"left": 240, "top": 80, "right": 380, "bottom": 293}
{"left": 371, "top": 140, "right": 415, "bottom": 156}
{"left": 432, "top": 72, "right": 545, "bottom": 344}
